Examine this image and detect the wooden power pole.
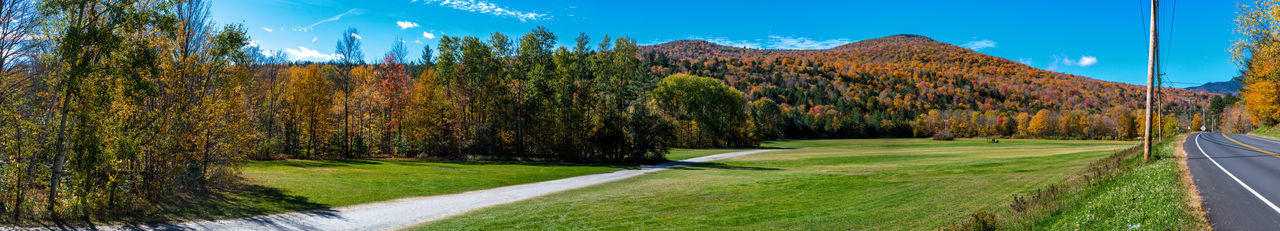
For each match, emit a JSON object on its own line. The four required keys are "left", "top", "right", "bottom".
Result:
{"left": 1144, "top": 0, "right": 1158, "bottom": 162}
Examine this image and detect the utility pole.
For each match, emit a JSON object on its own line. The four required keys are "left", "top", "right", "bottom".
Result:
{"left": 1144, "top": 0, "right": 1158, "bottom": 162}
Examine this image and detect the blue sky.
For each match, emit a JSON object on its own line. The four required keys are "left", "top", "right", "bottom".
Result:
{"left": 211, "top": 0, "right": 1242, "bottom": 86}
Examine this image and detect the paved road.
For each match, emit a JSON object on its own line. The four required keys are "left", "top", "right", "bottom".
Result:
{"left": 1185, "top": 133, "right": 1280, "bottom": 230}
{"left": 20, "top": 149, "right": 778, "bottom": 231}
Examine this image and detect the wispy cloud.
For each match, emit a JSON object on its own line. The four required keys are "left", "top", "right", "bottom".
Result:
{"left": 262, "top": 27, "right": 273, "bottom": 32}
{"left": 1049, "top": 54, "right": 1099, "bottom": 70}
{"left": 396, "top": 21, "right": 419, "bottom": 29}
{"left": 962, "top": 39, "right": 996, "bottom": 51}
{"left": 311, "top": 37, "right": 318, "bottom": 43}
{"left": 689, "top": 36, "right": 762, "bottom": 49}
{"left": 1017, "top": 57, "right": 1032, "bottom": 66}
{"left": 350, "top": 33, "right": 362, "bottom": 40}
{"left": 766, "top": 35, "right": 851, "bottom": 50}
{"left": 419, "top": 0, "right": 549, "bottom": 21}
{"left": 423, "top": 31, "right": 436, "bottom": 39}
{"left": 285, "top": 46, "right": 341, "bottom": 61}
{"left": 293, "top": 9, "right": 362, "bottom": 32}
{"left": 413, "top": 40, "right": 424, "bottom": 44}
{"left": 685, "top": 35, "right": 852, "bottom": 50}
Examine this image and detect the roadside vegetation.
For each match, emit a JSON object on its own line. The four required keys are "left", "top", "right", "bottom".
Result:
{"left": 945, "top": 134, "right": 1208, "bottom": 230}
{"left": 409, "top": 138, "right": 1132, "bottom": 230}
{"left": 1034, "top": 134, "right": 1207, "bottom": 230}
{"left": 1251, "top": 125, "right": 1280, "bottom": 139}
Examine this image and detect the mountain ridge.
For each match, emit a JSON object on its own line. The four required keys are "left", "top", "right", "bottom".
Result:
{"left": 638, "top": 34, "right": 1210, "bottom": 138}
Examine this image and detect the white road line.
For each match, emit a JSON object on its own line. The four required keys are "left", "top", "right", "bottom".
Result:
{"left": 1195, "top": 133, "right": 1280, "bottom": 216}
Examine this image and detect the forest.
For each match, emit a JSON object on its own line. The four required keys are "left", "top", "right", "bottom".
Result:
{"left": 0, "top": 0, "right": 1218, "bottom": 222}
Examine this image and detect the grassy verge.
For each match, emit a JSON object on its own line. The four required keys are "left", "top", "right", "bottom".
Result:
{"left": 1033, "top": 134, "right": 1207, "bottom": 230}
{"left": 1252, "top": 125, "right": 1280, "bottom": 140}
{"left": 408, "top": 138, "right": 1133, "bottom": 230}
{"left": 946, "top": 134, "right": 1209, "bottom": 230}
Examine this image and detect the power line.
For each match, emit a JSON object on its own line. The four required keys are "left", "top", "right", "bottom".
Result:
{"left": 1162, "top": 0, "right": 1178, "bottom": 72}
{"left": 1137, "top": 0, "right": 1148, "bottom": 41}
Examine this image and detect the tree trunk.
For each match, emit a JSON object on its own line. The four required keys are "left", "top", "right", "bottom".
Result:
{"left": 48, "top": 90, "right": 71, "bottom": 218}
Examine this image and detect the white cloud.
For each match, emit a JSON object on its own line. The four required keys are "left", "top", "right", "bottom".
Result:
{"left": 1050, "top": 54, "right": 1099, "bottom": 70}
{"left": 962, "top": 39, "right": 996, "bottom": 51}
{"left": 293, "top": 9, "right": 362, "bottom": 32}
{"left": 422, "top": 31, "right": 436, "bottom": 39}
{"left": 766, "top": 35, "right": 852, "bottom": 50}
{"left": 285, "top": 46, "right": 341, "bottom": 61}
{"left": 247, "top": 40, "right": 260, "bottom": 47}
{"left": 413, "top": 40, "right": 424, "bottom": 44}
{"left": 262, "top": 27, "right": 273, "bottom": 32}
{"left": 259, "top": 50, "right": 275, "bottom": 57}
{"left": 1017, "top": 57, "right": 1032, "bottom": 66}
{"left": 419, "top": 0, "right": 549, "bottom": 21}
{"left": 311, "top": 37, "right": 318, "bottom": 43}
{"left": 396, "top": 21, "right": 420, "bottom": 29}
{"left": 1077, "top": 56, "right": 1098, "bottom": 67}
{"left": 351, "top": 33, "right": 362, "bottom": 40}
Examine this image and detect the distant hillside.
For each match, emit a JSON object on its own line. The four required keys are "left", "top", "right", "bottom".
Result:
{"left": 639, "top": 34, "right": 1212, "bottom": 138}
{"left": 1186, "top": 78, "right": 1241, "bottom": 95}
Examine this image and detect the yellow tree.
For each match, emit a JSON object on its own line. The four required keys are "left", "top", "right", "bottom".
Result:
{"left": 1014, "top": 112, "right": 1032, "bottom": 137}
{"left": 1234, "top": 0, "right": 1280, "bottom": 125}
{"left": 288, "top": 65, "right": 334, "bottom": 157}
{"left": 1191, "top": 113, "right": 1204, "bottom": 131}
{"left": 407, "top": 68, "right": 456, "bottom": 156}
{"left": 1028, "top": 109, "right": 1056, "bottom": 137}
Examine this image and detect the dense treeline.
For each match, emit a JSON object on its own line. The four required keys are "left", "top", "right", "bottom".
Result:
{"left": 243, "top": 27, "right": 756, "bottom": 162}
{"left": 640, "top": 35, "right": 1213, "bottom": 139}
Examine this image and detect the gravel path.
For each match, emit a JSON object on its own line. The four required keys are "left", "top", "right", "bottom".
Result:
{"left": 27, "top": 149, "right": 777, "bottom": 231}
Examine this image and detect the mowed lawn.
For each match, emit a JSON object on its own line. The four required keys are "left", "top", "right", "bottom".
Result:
{"left": 237, "top": 160, "right": 626, "bottom": 208}
{"left": 207, "top": 149, "right": 738, "bottom": 216}
{"left": 409, "top": 138, "right": 1135, "bottom": 230}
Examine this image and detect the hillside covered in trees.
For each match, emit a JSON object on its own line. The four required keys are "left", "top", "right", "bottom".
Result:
{"left": 639, "top": 34, "right": 1214, "bottom": 139}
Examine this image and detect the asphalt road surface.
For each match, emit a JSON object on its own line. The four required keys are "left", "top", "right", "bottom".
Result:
{"left": 16, "top": 149, "right": 778, "bottom": 231}
{"left": 1186, "top": 132, "right": 1280, "bottom": 230}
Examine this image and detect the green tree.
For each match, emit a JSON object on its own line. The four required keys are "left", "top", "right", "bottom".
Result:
{"left": 651, "top": 74, "right": 755, "bottom": 147}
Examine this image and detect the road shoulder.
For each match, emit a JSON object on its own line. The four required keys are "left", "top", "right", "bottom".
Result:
{"left": 1175, "top": 133, "right": 1209, "bottom": 226}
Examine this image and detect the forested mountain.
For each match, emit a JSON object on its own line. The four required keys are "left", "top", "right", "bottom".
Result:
{"left": 639, "top": 34, "right": 1213, "bottom": 139}
{"left": 1187, "top": 78, "right": 1242, "bottom": 95}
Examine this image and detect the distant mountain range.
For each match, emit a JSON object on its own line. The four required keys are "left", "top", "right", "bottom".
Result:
{"left": 1186, "top": 78, "right": 1242, "bottom": 95}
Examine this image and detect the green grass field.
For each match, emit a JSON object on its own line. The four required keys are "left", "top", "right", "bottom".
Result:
{"left": 237, "top": 159, "right": 630, "bottom": 208}
{"left": 140, "top": 148, "right": 736, "bottom": 222}
{"left": 1035, "top": 134, "right": 1208, "bottom": 230}
{"left": 408, "top": 138, "right": 1135, "bottom": 230}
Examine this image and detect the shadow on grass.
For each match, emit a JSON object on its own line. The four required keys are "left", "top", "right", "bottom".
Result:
{"left": 669, "top": 162, "right": 782, "bottom": 171}
{"left": 51, "top": 183, "right": 338, "bottom": 229}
